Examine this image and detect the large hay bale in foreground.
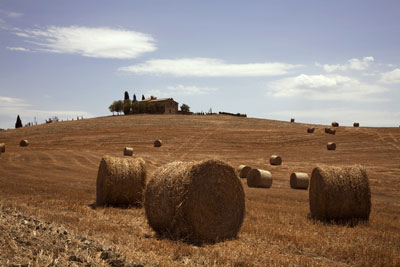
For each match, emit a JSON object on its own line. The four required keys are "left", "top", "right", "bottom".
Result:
{"left": 290, "top": 172, "right": 309, "bottom": 190}
{"left": 307, "top": 128, "right": 315, "bottom": 133}
{"left": 327, "top": 142, "right": 336, "bottom": 150}
{"left": 154, "top": 139, "right": 162, "bottom": 147}
{"left": 237, "top": 165, "right": 251, "bottom": 178}
{"left": 309, "top": 165, "right": 371, "bottom": 222}
{"left": 144, "top": 159, "right": 245, "bottom": 243}
{"left": 269, "top": 155, "right": 282, "bottom": 165}
{"left": 0, "top": 143, "right": 5, "bottom": 153}
{"left": 290, "top": 118, "right": 295, "bottom": 123}
{"left": 331, "top": 122, "right": 339, "bottom": 127}
{"left": 96, "top": 156, "right": 147, "bottom": 207}
{"left": 247, "top": 169, "right": 272, "bottom": 188}
{"left": 20, "top": 140, "right": 29, "bottom": 147}
{"left": 353, "top": 122, "right": 359, "bottom": 127}
{"left": 123, "top": 147, "right": 133, "bottom": 156}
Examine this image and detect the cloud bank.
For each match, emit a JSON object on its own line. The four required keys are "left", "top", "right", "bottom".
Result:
{"left": 268, "top": 74, "right": 388, "bottom": 102}
{"left": 119, "top": 58, "right": 300, "bottom": 77}
{"left": 316, "top": 56, "right": 374, "bottom": 72}
{"left": 380, "top": 68, "right": 400, "bottom": 84}
{"left": 13, "top": 26, "right": 156, "bottom": 59}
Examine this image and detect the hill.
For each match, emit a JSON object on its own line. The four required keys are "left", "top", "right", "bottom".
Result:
{"left": 0, "top": 114, "right": 399, "bottom": 266}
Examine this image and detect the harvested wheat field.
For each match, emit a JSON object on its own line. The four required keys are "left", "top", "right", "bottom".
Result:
{"left": 0, "top": 114, "right": 399, "bottom": 266}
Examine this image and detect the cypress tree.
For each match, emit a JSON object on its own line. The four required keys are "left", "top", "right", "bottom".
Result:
{"left": 142, "top": 94, "right": 145, "bottom": 100}
{"left": 15, "top": 115, "right": 22, "bottom": 128}
{"left": 133, "top": 94, "right": 137, "bottom": 102}
{"left": 124, "top": 91, "right": 130, "bottom": 100}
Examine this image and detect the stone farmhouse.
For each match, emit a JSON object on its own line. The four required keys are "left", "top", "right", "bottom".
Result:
{"left": 141, "top": 96, "right": 179, "bottom": 114}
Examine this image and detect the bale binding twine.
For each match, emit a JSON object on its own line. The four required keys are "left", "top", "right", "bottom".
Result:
{"left": 247, "top": 169, "right": 272, "bottom": 188}
{"left": 290, "top": 172, "right": 309, "bottom": 190}
{"left": 237, "top": 165, "right": 251, "bottom": 178}
{"left": 309, "top": 165, "right": 371, "bottom": 222}
{"left": 96, "top": 155, "right": 147, "bottom": 207}
{"left": 144, "top": 159, "right": 245, "bottom": 243}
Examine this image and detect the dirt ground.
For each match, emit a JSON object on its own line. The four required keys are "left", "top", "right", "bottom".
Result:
{"left": 0, "top": 114, "right": 399, "bottom": 266}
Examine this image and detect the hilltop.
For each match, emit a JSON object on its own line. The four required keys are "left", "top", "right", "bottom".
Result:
{"left": 0, "top": 114, "right": 399, "bottom": 266}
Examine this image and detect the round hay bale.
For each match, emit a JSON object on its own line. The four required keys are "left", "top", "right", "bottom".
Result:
{"left": 123, "top": 147, "right": 133, "bottom": 156}
{"left": 269, "top": 155, "right": 282, "bottom": 165}
{"left": 144, "top": 159, "right": 245, "bottom": 243}
{"left": 329, "top": 129, "right": 336, "bottom": 135}
{"left": 20, "top": 140, "right": 29, "bottom": 147}
{"left": 353, "top": 122, "right": 359, "bottom": 127}
{"left": 154, "top": 139, "right": 162, "bottom": 147}
{"left": 290, "top": 172, "right": 309, "bottom": 190}
{"left": 327, "top": 142, "right": 336, "bottom": 150}
{"left": 309, "top": 165, "right": 371, "bottom": 222}
{"left": 237, "top": 165, "right": 251, "bottom": 178}
{"left": 96, "top": 155, "right": 147, "bottom": 207}
{"left": 331, "top": 122, "right": 339, "bottom": 127}
{"left": 307, "top": 128, "right": 315, "bottom": 133}
{"left": 324, "top": 127, "right": 330, "bottom": 133}
{"left": 247, "top": 169, "right": 272, "bottom": 188}
{"left": 290, "top": 118, "right": 295, "bottom": 123}
{"left": 0, "top": 143, "right": 5, "bottom": 153}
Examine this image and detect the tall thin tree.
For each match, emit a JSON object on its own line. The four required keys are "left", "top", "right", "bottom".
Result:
{"left": 15, "top": 115, "right": 22, "bottom": 128}
{"left": 124, "top": 91, "right": 130, "bottom": 100}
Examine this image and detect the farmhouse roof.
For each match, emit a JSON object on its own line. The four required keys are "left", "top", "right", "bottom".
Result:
{"left": 141, "top": 97, "right": 178, "bottom": 103}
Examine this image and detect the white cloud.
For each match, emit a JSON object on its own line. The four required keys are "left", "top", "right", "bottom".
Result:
{"left": 0, "top": 95, "right": 93, "bottom": 128}
{"left": 268, "top": 74, "right": 388, "bottom": 102}
{"left": 119, "top": 58, "right": 300, "bottom": 77}
{"left": 267, "top": 108, "right": 400, "bottom": 127}
{"left": 380, "top": 68, "right": 400, "bottom": 84}
{"left": 316, "top": 56, "right": 374, "bottom": 72}
{"left": 7, "top": 12, "right": 23, "bottom": 18}
{"left": 0, "top": 9, "right": 22, "bottom": 18}
{"left": 147, "top": 84, "right": 218, "bottom": 98}
{"left": 6, "top": 46, "right": 30, "bottom": 52}
{"left": 13, "top": 26, "right": 156, "bottom": 59}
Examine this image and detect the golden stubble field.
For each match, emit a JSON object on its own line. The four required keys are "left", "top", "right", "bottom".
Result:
{"left": 0, "top": 114, "right": 399, "bottom": 266}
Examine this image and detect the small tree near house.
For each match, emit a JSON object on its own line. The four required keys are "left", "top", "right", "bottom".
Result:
{"left": 123, "top": 99, "right": 131, "bottom": 115}
{"left": 180, "top": 104, "right": 190, "bottom": 113}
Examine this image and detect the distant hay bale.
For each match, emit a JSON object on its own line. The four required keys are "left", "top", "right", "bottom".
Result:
{"left": 290, "top": 118, "right": 295, "bottom": 123}
{"left": 237, "top": 165, "right": 252, "bottom": 178}
{"left": 307, "top": 128, "right": 315, "bottom": 133}
{"left": 20, "top": 140, "right": 29, "bottom": 147}
{"left": 123, "top": 147, "right": 133, "bottom": 156}
{"left": 247, "top": 169, "right": 272, "bottom": 188}
{"left": 331, "top": 122, "right": 339, "bottom": 127}
{"left": 329, "top": 129, "right": 336, "bottom": 135}
{"left": 0, "top": 143, "right": 5, "bottom": 153}
{"left": 327, "top": 142, "right": 336, "bottom": 150}
{"left": 353, "top": 122, "right": 359, "bottom": 127}
{"left": 290, "top": 172, "right": 309, "bottom": 190}
{"left": 309, "top": 165, "right": 371, "bottom": 222}
{"left": 154, "top": 140, "right": 162, "bottom": 147}
{"left": 96, "top": 156, "right": 147, "bottom": 207}
{"left": 269, "top": 155, "right": 282, "bottom": 165}
{"left": 144, "top": 159, "right": 245, "bottom": 243}
{"left": 324, "top": 127, "right": 330, "bottom": 133}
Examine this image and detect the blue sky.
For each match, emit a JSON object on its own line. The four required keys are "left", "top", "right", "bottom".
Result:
{"left": 1, "top": 0, "right": 399, "bottom": 128}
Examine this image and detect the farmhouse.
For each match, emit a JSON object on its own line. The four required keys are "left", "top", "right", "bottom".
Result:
{"left": 141, "top": 96, "right": 178, "bottom": 114}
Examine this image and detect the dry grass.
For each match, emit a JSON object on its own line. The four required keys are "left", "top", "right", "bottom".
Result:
{"left": 0, "top": 114, "right": 400, "bottom": 266}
